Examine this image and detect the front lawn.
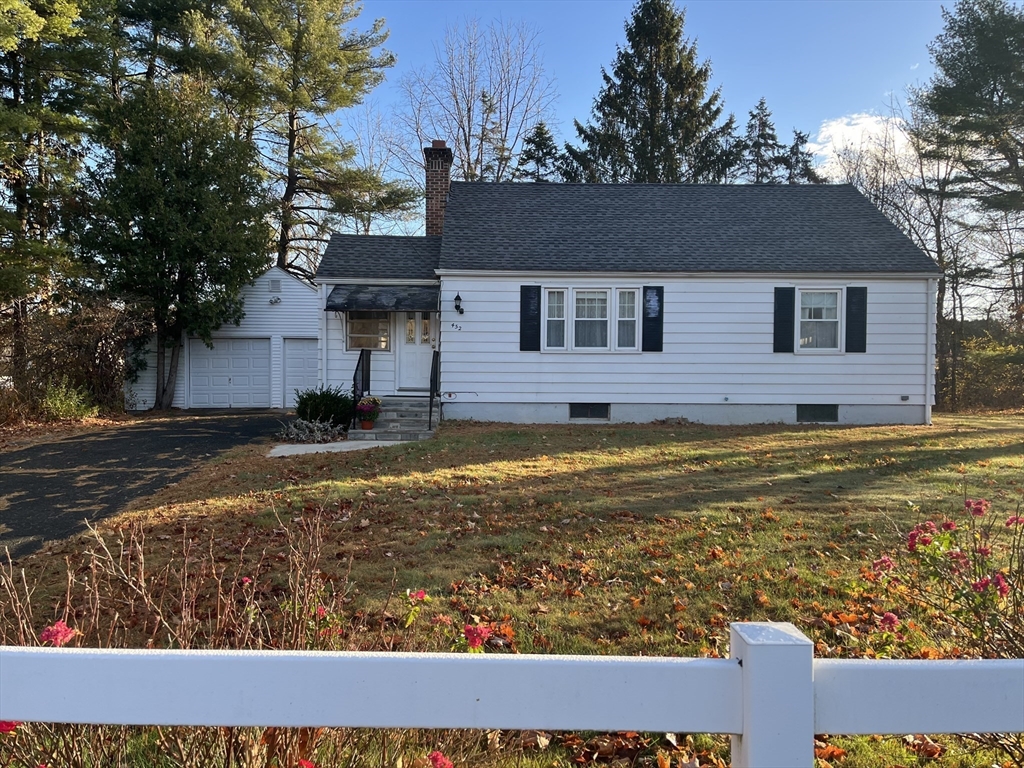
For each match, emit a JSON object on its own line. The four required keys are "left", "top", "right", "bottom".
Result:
{"left": 3, "top": 414, "right": 1021, "bottom": 767}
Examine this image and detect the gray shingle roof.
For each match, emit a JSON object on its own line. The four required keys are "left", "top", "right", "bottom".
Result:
{"left": 437, "top": 183, "right": 940, "bottom": 274}
{"left": 318, "top": 235, "right": 440, "bottom": 280}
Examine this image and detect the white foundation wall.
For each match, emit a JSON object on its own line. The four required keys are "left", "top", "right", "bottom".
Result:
{"left": 435, "top": 274, "right": 935, "bottom": 425}
{"left": 126, "top": 267, "right": 320, "bottom": 410}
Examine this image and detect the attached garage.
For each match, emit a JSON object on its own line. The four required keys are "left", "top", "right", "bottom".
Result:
{"left": 127, "top": 268, "right": 322, "bottom": 410}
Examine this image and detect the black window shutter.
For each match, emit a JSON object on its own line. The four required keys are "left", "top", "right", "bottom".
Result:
{"left": 845, "top": 286, "right": 868, "bottom": 353}
{"left": 641, "top": 286, "right": 664, "bottom": 352}
{"left": 773, "top": 287, "right": 795, "bottom": 353}
{"left": 520, "top": 285, "right": 541, "bottom": 351}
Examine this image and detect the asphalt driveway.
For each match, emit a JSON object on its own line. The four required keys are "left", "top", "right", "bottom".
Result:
{"left": 0, "top": 412, "right": 288, "bottom": 560}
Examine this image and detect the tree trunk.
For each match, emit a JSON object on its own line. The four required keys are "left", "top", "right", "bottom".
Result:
{"left": 154, "top": 324, "right": 183, "bottom": 409}
{"left": 276, "top": 109, "right": 298, "bottom": 269}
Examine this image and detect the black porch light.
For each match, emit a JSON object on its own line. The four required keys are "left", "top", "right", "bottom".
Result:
{"left": 454, "top": 292, "right": 464, "bottom": 314}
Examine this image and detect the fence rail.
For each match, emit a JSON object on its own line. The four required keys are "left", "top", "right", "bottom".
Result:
{"left": 1, "top": 622, "right": 1021, "bottom": 768}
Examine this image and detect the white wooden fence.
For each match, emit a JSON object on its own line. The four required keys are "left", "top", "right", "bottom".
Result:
{"left": 1, "top": 622, "right": 1022, "bottom": 767}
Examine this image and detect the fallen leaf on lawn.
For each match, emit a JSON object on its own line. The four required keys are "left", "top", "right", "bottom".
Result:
{"left": 358, "top": 519, "right": 370, "bottom": 529}
{"left": 903, "top": 734, "right": 944, "bottom": 758}
{"left": 815, "top": 743, "right": 847, "bottom": 761}
{"left": 519, "top": 730, "right": 551, "bottom": 750}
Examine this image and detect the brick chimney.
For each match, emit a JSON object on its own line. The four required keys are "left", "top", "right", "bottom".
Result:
{"left": 423, "top": 139, "right": 453, "bottom": 236}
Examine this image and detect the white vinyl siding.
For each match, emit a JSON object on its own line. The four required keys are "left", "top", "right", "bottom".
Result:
{"left": 436, "top": 276, "right": 932, "bottom": 413}
{"left": 284, "top": 338, "right": 319, "bottom": 407}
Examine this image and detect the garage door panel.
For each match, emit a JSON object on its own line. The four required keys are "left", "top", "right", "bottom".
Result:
{"left": 189, "top": 338, "right": 271, "bottom": 409}
{"left": 284, "top": 338, "right": 319, "bottom": 408}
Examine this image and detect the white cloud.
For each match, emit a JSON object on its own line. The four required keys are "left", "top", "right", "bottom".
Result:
{"left": 809, "top": 113, "right": 910, "bottom": 181}
{"left": 910, "top": 62, "right": 920, "bottom": 70}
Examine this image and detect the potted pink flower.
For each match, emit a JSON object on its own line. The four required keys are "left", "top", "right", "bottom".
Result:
{"left": 355, "top": 396, "right": 382, "bottom": 429}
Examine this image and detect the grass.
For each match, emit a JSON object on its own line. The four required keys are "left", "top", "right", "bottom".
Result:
{"left": 4, "top": 413, "right": 1023, "bottom": 767}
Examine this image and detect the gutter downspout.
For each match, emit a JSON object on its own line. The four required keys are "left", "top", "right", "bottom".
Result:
{"left": 925, "top": 277, "right": 937, "bottom": 426}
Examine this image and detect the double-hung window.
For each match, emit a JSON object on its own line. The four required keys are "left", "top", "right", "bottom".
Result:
{"left": 799, "top": 290, "right": 840, "bottom": 350}
{"left": 574, "top": 290, "right": 609, "bottom": 349}
{"left": 541, "top": 287, "right": 640, "bottom": 351}
{"left": 347, "top": 311, "right": 390, "bottom": 351}
{"left": 545, "top": 289, "right": 566, "bottom": 349}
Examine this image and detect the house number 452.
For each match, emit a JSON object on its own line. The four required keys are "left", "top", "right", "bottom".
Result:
{"left": 450, "top": 322, "right": 462, "bottom": 331}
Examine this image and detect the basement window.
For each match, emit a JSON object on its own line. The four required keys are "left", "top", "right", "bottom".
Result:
{"left": 796, "top": 404, "right": 838, "bottom": 423}
{"left": 569, "top": 403, "right": 610, "bottom": 420}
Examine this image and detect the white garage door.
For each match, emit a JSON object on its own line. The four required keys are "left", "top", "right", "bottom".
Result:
{"left": 189, "top": 338, "right": 271, "bottom": 408}
{"left": 284, "top": 338, "right": 319, "bottom": 408}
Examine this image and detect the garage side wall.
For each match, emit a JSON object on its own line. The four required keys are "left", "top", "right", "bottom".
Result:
{"left": 126, "top": 268, "right": 321, "bottom": 410}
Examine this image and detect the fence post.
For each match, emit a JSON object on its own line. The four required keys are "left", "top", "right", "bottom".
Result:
{"left": 729, "top": 622, "right": 814, "bottom": 768}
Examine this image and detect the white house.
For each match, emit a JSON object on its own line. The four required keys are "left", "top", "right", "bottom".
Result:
{"left": 126, "top": 266, "right": 320, "bottom": 410}
{"left": 314, "top": 141, "right": 940, "bottom": 426}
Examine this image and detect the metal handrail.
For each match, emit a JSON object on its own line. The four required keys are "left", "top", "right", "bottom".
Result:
{"left": 352, "top": 349, "right": 371, "bottom": 429}
{"left": 428, "top": 348, "right": 440, "bottom": 431}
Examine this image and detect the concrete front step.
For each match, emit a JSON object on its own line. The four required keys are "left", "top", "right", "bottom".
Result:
{"left": 347, "top": 429, "right": 434, "bottom": 441}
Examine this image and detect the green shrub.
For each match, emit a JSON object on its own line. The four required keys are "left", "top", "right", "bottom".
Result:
{"left": 39, "top": 378, "right": 99, "bottom": 421}
{"left": 293, "top": 385, "right": 354, "bottom": 426}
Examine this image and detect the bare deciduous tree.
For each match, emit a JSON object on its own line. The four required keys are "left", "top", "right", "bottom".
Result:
{"left": 394, "top": 18, "right": 556, "bottom": 187}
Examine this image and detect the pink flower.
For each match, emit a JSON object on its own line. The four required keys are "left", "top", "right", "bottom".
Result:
{"left": 922, "top": 520, "right": 937, "bottom": 533}
{"left": 1006, "top": 516, "right": 1023, "bottom": 527}
{"left": 918, "top": 534, "right": 933, "bottom": 547}
{"left": 39, "top": 620, "right": 77, "bottom": 647}
{"left": 428, "top": 751, "right": 454, "bottom": 768}
{"left": 240, "top": 577, "right": 252, "bottom": 586}
{"left": 972, "top": 577, "right": 991, "bottom": 593}
{"left": 409, "top": 589, "right": 427, "bottom": 602}
{"left": 993, "top": 573, "right": 1010, "bottom": 598}
{"left": 873, "top": 556, "right": 895, "bottom": 572}
{"left": 878, "top": 612, "right": 899, "bottom": 631}
{"left": 965, "top": 499, "right": 990, "bottom": 517}
{"left": 464, "top": 625, "right": 492, "bottom": 650}
{"left": 941, "top": 520, "right": 957, "bottom": 531}
{"left": 298, "top": 760, "right": 317, "bottom": 768}
{"left": 0, "top": 721, "right": 20, "bottom": 734}
{"left": 977, "top": 546, "right": 991, "bottom": 557}
{"left": 907, "top": 530, "right": 919, "bottom": 552}
{"left": 316, "top": 605, "right": 327, "bottom": 619}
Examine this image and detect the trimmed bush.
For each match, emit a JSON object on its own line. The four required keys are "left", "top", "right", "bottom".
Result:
{"left": 293, "top": 385, "right": 354, "bottom": 426}
{"left": 39, "top": 378, "right": 99, "bottom": 421}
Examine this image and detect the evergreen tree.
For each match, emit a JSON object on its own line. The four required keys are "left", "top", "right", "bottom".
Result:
{"left": 783, "top": 129, "right": 824, "bottom": 184}
{"left": 565, "top": 0, "right": 736, "bottom": 183}
{"left": 83, "top": 82, "right": 271, "bottom": 409}
{"left": 515, "top": 121, "right": 562, "bottom": 181}
{"left": 739, "top": 97, "right": 786, "bottom": 184}
{"left": 918, "top": 0, "right": 1024, "bottom": 212}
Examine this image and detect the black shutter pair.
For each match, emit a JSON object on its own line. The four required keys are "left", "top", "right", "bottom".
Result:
{"left": 773, "top": 286, "right": 867, "bottom": 353}
{"left": 520, "top": 285, "right": 665, "bottom": 352}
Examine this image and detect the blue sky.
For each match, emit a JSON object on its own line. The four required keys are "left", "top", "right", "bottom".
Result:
{"left": 360, "top": 0, "right": 947, "bottom": 153}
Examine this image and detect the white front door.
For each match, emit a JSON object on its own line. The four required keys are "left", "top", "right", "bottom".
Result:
{"left": 397, "top": 311, "right": 436, "bottom": 390}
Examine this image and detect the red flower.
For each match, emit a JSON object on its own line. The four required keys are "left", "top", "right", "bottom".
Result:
{"left": 972, "top": 577, "right": 991, "bottom": 593}
{"left": 298, "top": 759, "right": 317, "bottom": 768}
{"left": 965, "top": 499, "right": 990, "bottom": 517}
{"left": 872, "top": 556, "right": 895, "bottom": 572}
{"left": 428, "top": 751, "right": 454, "bottom": 768}
{"left": 0, "top": 721, "right": 20, "bottom": 734}
{"left": 39, "top": 620, "right": 77, "bottom": 647}
{"left": 878, "top": 612, "right": 899, "bottom": 631}
{"left": 316, "top": 605, "right": 327, "bottom": 619}
{"left": 993, "top": 573, "right": 1010, "bottom": 598}
{"left": 409, "top": 589, "right": 427, "bottom": 602}
{"left": 463, "top": 625, "right": 491, "bottom": 650}
{"left": 1006, "top": 516, "right": 1023, "bottom": 527}
{"left": 941, "top": 520, "right": 957, "bottom": 531}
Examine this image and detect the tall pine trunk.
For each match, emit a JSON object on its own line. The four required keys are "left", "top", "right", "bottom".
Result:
{"left": 276, "top": 109, "right": 298, "bottom": 269}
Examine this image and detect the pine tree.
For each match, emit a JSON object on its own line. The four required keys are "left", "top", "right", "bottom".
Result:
{"left": 565, "top": 0, "right": 736, "bottom": 183}
{"left": 918, "top": 0, "right": 1024, "bottom": 212}
{"left": 515, "top": 122, "right": 562, "bottom": 181}
{"left": 784, "top": 130, "right": 824, "bottom": 184}
{"left": 739, "top": 97, "right": 786, "bottom": 184}
{"left": 84, "top": 82, "right": 271, "bottom": 409}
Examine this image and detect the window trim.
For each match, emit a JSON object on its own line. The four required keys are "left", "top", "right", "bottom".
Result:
{"left": 796, "top": 287, "right": 844, "bottom": 354}
{"left": 540, "top": 285, "right": 643, "bottom": 353}
{"left": 572, "top": 287, "right": 612, "bottom": 351}
{"left": 345, "top": 310, "right": 392, "bottom": 352}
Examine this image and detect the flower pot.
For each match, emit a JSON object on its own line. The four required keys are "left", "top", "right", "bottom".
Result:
{"left": 361, "top": 420, "right": 374, "bottom": 430}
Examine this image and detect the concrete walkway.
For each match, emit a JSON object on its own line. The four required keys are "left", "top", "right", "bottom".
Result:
{"left": 267, "top": 439, "right": 411, "bottom": 457}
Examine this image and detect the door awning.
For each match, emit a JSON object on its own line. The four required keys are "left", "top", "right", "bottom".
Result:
{"left": 325, "top": 284, "right": 440, "bottom": 312}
